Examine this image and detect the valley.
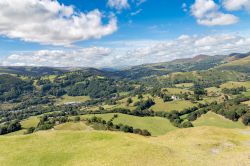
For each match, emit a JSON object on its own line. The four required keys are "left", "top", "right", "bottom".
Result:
{"left": 1, "top": 53, "right": 250, "bottom": 165}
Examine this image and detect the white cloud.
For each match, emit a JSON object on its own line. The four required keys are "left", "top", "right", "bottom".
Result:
{"left": 0, "top": 0, "right": 117, "bottom": 46}
{"left": 1, "top": 48, "right": 113, "bottom": 67}
{"left": 107, "top": 0, "right": 130, "bottom": 10}
{"left": 131, "top": 9, "right": 143, "bottom": 16}
{"left": 1, "top": 34, "right": 250, "bottom": 67}
{"left": 191, "top": 0, "right": 239, "bottom": 26}
{"left": 223, "top": 0, "right": 250, "bottom": 11}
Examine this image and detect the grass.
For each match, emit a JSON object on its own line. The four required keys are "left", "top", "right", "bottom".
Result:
{"left": 54, "top": 122, "right": 92, "bottom": 131}
{"left": 5, "top": 130, "right": 26, "bottom": 136}
{"left": 150, "top": 97, "right": 196, "bottom": 112}
{"left": 100, "top": 94, "right": 153, "bottom": 111}
{"left": 0, "top": 127, "right": 250, "bottom": 166}
{"left": 41, "top": 75, "right": 57, "bottom": 82}
{"left": 81, "top": 113, "right": 177, "bottom": 136}
{"left": 56, "top": 95, "right": 90, "bottom": 105}
{"left": 0, "top": 103, "right": 17, "bottom": 110}
{"left": 193, "top": 112, "right": 246, "bottom": 129}
{"left": 242, "top": 100, "right": 250, "bottom": 106}
{"left": 243, "top": 90, "right": 250, "bottom": 97}
{"left": 175, "top": 83, "right": 194, "bottom": 88}
{"left": 220, "top": 81, "right": 250, "bottom": 89}
{"left": 21, "top": 116, "right": 40, "bottom": 129}
{"left": 5, "top": 116, "right": 40, "bottom": 136}
{"left": 205, "top": 87, "right": 221, "bottom": 96}
{"left": 162, "top": 88, "right": 193, "bottom": 95}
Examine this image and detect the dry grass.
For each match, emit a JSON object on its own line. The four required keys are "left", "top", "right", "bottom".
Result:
{"left": 0, "top": 127, "right": 250, "bottom": 166}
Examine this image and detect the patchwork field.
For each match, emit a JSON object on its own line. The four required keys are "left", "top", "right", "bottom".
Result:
{"left": 243, "top": 90, "right": 250, "bottom": 97}
{"left": 151, "top": 97, "right": 196, "bottom": 112}
{"left": 205, "top": 87, "right": 221, "bottom": 96}
{"left": 54, "top": 122, "right": 92, "bottom": 131}
{"left": 21, "top": 116, "right": 40, "bottom": 129}
{"left": 242, "top": 100, "right": 250, "bottom": 107}
{"left": 1, "top": 127, "right": 250, "bottom": 166}
{"left": 175, "top": 83, "right": 194, "bottom": 88}
{"left": 220, "top": 81, "right": 250, "bottom": 89}
{"left": 193, "top": 112, "right": 246, "bottom": 129}
{"left": 81, "top": 113, "right": 177, "bottom": 136}
{"left": 163, "top": 88, "right": 193, "bottom": 95}
{"left": 56, "top": 95, "right": 90, "bottom": 105}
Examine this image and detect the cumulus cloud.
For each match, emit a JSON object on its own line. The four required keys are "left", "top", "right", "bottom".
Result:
{"left": 0, "top": 0, "right": 117, "bottom": 46}
{"left": 223, "top": 0, "right": 250, "bottom": 11}
{"left": 1, "top": 34, "right": 250, "bottom": 67}
{"left": 191, "top": 0, "right": 239, "bottom": 26}
{"left": 1, "top": 47, "right": 113, "bottom": 67}
{"left": 107, "top": 0, "right": 130, "bottom": 10}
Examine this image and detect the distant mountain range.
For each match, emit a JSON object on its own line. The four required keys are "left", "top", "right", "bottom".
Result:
{"left": 0, "top": 52, "right": 250, "bottom": 79}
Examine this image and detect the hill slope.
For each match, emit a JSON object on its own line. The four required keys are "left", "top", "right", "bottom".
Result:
{"left": 0, "top": 127, "right": 250, "bottom": 166}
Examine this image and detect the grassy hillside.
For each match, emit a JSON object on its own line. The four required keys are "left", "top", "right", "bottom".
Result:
{"left": 21, "top": 116, "right": 40, "bottom": 129}
{"left": 151, "top": 98, "right": 196, "bottom": 112}
{"left": 220, "top": 81, "right": 250, "bottom": 89}
{"left": 81, "top": 113, "right": 177, "bottom": 136}
{"left": 54, "top": 122, "right": 92, "bottom": 131}
{"left": 193, "top": 112, "right": 246, "bottom": 129}
{"left": 217, "top": 54, "right": 250, "bottom": 73}
{"left": 1, "top": 127, "right": 250, "bottom": 166}
{"left": 55, "top": 95, "right": 91, "bottom": 105}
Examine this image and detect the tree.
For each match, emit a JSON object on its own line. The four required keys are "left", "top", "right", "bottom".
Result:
{"left": 181, "top": 121, "right": 193, "bottom": 128}
{"left": 121, "top": 125, "right": 133, "bottom": 133}
{"left": 242, "top": 114, "right": 250, "bottom": 126}
{"left": 74, "top": 116, "right": 81, "bottom": 122}
{"left": 141, "top": 130, "right": 151, "bottom": 136}
{"left": 163, "top": 95, "right": 173, "bottom": 102}
{"left": 127, "top": 98, "right": 133, "bottom": 105}
{"left": 138, "top": 94, "right": 143, "bottom": 99}
{"left": 25, "top": 127, "right": 35, "bottom": 134}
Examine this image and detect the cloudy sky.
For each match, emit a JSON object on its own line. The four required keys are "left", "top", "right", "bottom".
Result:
{"left": 0, "top": 0, "right": 250, "bottom": 67}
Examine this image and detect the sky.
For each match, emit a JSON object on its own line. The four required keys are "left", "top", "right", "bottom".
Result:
{"left": 0, "top": 0, "right": 250, "bottom": 68}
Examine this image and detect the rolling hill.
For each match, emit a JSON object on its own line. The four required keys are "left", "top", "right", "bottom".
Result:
{"left": 0, "top": 127, "right": 250, "bottom": 166}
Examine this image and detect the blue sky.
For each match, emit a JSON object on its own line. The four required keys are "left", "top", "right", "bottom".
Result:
{"left": 0, "top": 0, "right": 250, "bottom": 67}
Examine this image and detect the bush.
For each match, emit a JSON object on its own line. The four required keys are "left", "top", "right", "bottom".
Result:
{"left": 242, "top": 114, "right": 250, "bottom": 126}
{"left": 74, "top": 116, "right": 81, "bottom": 122}
{"left": 121, "top": 125, "right": 133, "bottom": 133}
{"left": 181, "top": 121, "right": 193, "bottom": 128}
{"left": 25, "top": 127, "right": 35, "bottom": 134}
{"left": 141, "top": 130, "right": 151, "bottom": 136}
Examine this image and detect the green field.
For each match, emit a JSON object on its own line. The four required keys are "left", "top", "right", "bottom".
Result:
{"left": 151, "top": 97, "right": 196, "bottom": 112}
{"left": 5, "top": 130, "right": 26, "bottom": 136}
{"left": 54, "top": 122, "right": 92, "bottom": 131}
{"left": 243, "top": 90, "right": 250, "bottom": 97}
{"left": 56, "top": 95, "right": 90, "bottom": 105}
{"left": 41, "top": 75, "right": 57, "bottom": 82}
{"left": 163, "top": 88, "right": 193, "bottom": 95}
{"left": 21, "top": 116, "right": 40, "bottom": 129}
{"left": 175, "top": 83, "right": 194, "bottom": 88}
{"left": 81, "top": 113, "right": 177, "bottom": 136}
{"left": 242, "top": 100, "right": 250, "bottom": 106}
{"left": 100, "top": 94, "right": 153, "bottom": 111}
{"left": 193, "top": 112, "right": 246, "bottom": 129}
{"left": 205, "top": 87, "right": 221, "bottom": 96}
{"left": 4, "top": 116, "right": 40, "bottom": 136}
{"left": 1, "top": 127, "right": 250, "bottom": 166}
{"left": 220, "top": 81, "right": 250, "bottom": 89}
